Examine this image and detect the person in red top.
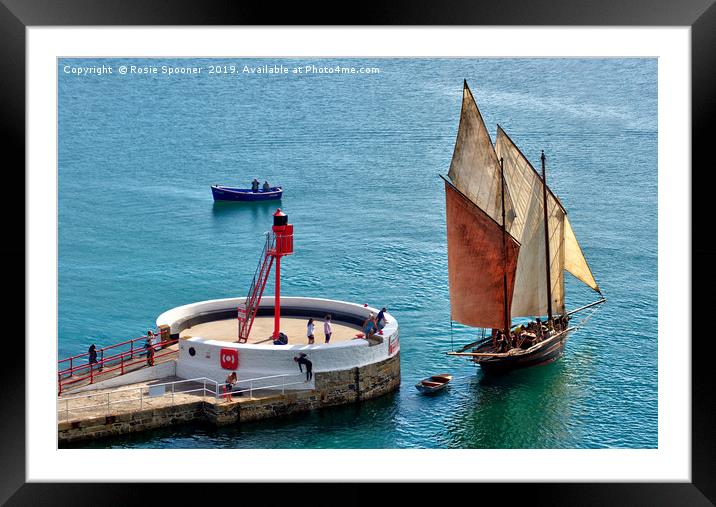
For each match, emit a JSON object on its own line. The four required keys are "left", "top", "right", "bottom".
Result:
{"left": 146, "top": 339, "right": 155, "bottom": 366}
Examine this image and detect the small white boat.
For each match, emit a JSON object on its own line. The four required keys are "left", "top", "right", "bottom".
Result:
{"left": 415, "top": 373, "right": 453, "bottom": 394}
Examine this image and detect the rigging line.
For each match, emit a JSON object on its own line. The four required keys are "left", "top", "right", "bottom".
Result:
{"left": 571, "top": 302, "right": 604, "bottom": 330}
{"left": 450, "top": 320, "right": 454, "bottom": 352}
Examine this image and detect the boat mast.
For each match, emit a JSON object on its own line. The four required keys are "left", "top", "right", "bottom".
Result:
{"left": 541, "top": 150, "right": 554, "bottom": 324}
{"left": 499, "top": 158, "right": 511, "bottom": 339}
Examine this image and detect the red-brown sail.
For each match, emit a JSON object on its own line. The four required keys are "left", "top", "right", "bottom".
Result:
{"left": 445, "top": 182, "right": 520, "bottom": 329}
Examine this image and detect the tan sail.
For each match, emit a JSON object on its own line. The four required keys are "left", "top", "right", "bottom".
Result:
{"left": 448, "top": 82, "right": 516, "bottom": 231}
{"left": 496, "top": 126, "right": 565, "bottom": 317}
{"left": 564, "top": 215, "right": 600, "bottom": 292}
{"left": 444, "top": 181, "right": 520, "bottom": 329}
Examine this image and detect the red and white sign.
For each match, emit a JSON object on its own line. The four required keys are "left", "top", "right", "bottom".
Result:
{"left": 220, "top": 348, "right": 239, "bottom": 370}
{"left": 389, "top": 332, "right": 400, "bottom": 355}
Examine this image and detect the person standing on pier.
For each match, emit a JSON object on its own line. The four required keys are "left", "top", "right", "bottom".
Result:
{"left": 376, "top": 307, "right": 388, "bottom": 330}
{"left": 294, "top": 353, "right": 313, "bottom": 382}
{"left": 146, "top": 338, "right": 155, "bottom": 366}
{"left": 324, "top": 314, "right": 333, "bottom": 343}
{"left": 88, "top": 344, "right": 99, "bottom": 372}
{"left": 224, "top": 371, "right": 238, "bottom": 402}
{"left": 306, "top": 318, "right": 315, "bottom": 345}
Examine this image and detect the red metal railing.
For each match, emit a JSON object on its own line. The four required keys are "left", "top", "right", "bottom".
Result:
{"left": 238, "top": 233, "right": 275, "bottom": 343}
{"left": 58, "top": 335, "right": 153, "bottom": 377}
{"left": 58, "top": 336, "right": 178, "bottom": 395}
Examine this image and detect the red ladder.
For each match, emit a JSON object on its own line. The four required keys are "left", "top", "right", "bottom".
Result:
{"left": 237, "top": 233, "right": 275, "bottom": 343}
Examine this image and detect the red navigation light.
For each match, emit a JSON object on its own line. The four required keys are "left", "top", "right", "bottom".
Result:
{"left": 273, "top": 208, "right": 293, "bottom": 256}
{"left": 273, "top": 208, "right": 288, "bottom": 228}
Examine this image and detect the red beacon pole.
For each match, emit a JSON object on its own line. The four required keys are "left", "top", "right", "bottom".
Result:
{"left": 271, "top": 209, "right": 294, "bottom": 339}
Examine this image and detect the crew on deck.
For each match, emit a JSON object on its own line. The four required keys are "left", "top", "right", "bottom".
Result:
{"left": 492, "top": 314, "right": 571, "bottom": 352}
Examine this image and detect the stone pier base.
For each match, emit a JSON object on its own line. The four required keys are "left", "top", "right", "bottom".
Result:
{"left": 59, "top": 353, "right": 400, "bottom": 444}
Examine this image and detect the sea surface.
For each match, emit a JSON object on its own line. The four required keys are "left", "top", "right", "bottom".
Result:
{"left": 58, "top": 58, "right": 657, "bottom": 449}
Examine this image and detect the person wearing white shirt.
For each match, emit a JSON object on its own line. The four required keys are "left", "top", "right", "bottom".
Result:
{"left": 324, "top": 314, "right": 333, "bottom": 343}
{"left": 306, "top": 318, "right": 315, "bottom": 344}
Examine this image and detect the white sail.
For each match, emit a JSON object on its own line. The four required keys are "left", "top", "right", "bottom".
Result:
{"left": 564, "top": 215, "right": 600, "bottom": 292}
{"left": 448, "top": 82, "right": 516, "bottom": 231}
{"left": 496, "top": 126, "right": 566, "bottom": 317}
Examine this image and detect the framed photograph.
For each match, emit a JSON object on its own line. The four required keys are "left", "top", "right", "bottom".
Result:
{"left": 6, "top": 0, "right": 713, "bottom": 503}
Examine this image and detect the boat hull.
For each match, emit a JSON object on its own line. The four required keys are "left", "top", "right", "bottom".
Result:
{"left": 415, "top": 383, "right": 448, "bottom": 394}
{"left": 475, "top": 330, "right": 569, "bottom": 374}
{"left": 415, "top": 374, "right": 452, "bottom": 393}
{"left": 211, "top": 185, "right": 283, "bottom": 201}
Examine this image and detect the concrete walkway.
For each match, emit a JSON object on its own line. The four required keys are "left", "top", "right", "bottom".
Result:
{"left": 57, "top": 374, "right": 302, "bottom": 423}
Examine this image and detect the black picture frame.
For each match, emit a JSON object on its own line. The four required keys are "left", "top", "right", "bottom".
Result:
{"left": 3, "top": 1, "right": 713, "bottom": 504}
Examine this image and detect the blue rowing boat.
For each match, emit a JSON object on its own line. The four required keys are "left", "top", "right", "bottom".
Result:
{"left": 211, "top": 185, "right": 283, "bottom": 202}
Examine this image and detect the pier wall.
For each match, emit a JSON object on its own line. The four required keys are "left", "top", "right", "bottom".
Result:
{"left": 58, "top": 352, "right": 400, "bottom": 444}
{"left": 159, "top": 297, "right": 400, "bottom": 387}
{"left": 68, "top": 361, "right": 177, "bottom": 394}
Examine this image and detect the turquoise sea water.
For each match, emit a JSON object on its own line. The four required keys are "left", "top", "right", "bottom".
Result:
{"left": 59, "top": 58, "right": 657, "bottom": 449}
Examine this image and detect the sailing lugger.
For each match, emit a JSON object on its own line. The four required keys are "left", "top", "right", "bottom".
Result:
{"left": 443, "top": 80, "right": 606, "bottom": 373}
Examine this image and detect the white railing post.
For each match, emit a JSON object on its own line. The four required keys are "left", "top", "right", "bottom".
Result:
{"left": 171, "top": 383, "right": 175, "bottom": 405}
{"left": 282, "top": 376, "right": 285, "bottom": 394}
{"left": 203, "top": 379, "right": 206, "bottom": 400}
{"left": 250, "top": 380, "right": 253, "bottom": 399}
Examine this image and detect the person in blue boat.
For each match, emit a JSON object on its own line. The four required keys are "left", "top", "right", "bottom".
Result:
{"left": 251, "top": 178, "right": 260, "bottom": 192}
{"left": 262, "top": 180, "right": 270, "bottom": 192}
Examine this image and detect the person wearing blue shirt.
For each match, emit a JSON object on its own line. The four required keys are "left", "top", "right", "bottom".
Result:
{"left": 376, "top": 307, "right": 387, "bottom": 330}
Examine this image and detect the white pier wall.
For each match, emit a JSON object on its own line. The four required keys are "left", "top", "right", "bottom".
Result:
{"left": 157, "top": 297, "right": 399, "bottom": 389}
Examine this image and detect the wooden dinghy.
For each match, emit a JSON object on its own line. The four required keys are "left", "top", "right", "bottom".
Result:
{"left": 415, "top": 373, "right": 452, "bottom": 394}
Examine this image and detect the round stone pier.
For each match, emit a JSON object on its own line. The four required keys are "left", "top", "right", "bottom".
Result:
{"left": 156, "top": 296, "right": 401, "bottom": 410}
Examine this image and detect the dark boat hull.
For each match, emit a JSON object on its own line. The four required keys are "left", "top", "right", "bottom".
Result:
{"left": 474, "top": 330, "right": 570, "bottom": 374}
{"left": 211, "top": 185, "right": 283, "bottom": 201}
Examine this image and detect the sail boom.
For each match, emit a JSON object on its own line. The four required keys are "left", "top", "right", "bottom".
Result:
{"left": 566, "top": 297, "right": 607, "bottom": 316}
